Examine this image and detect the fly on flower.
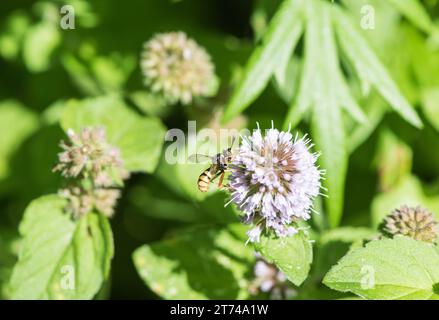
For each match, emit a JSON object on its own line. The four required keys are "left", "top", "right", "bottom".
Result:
{"left": 188, "top": 137, "right": 236, "bottom": 192}
{"left": 227, "top": 123, "right": 323, "bottom": 243}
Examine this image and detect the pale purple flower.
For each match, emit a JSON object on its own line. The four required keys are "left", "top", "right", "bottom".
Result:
{"left": 229, "top": 125, "right": 322, "bottom": 242}
{"left": 54, "top": 127, "right": 129, "bottom": 219}
{"left": 59, "top": 187, "right": 121, "bottom": 218}
{"left": 249, "top": 254, "right": 296, "bottom": 299}
{"left": 53, "top": 127, "right": 129, "bottom": 187}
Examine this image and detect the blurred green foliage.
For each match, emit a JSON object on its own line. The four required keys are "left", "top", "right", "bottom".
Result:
{"left": 0, "top": 0, "right": 439, "bottom": 300}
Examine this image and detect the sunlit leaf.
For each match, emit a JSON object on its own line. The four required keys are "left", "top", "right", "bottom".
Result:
{"left": 388, "top": 0, "right": 435, "bottom": 34}
{"left": 334, "top": 7, "right": 422, "bottom": 128}
{"left": 254, "top": 231, "right": 313, "bottom": 286}
{"left": 133, "top": 224, "right": 254, "bottom": 299}
{"left": 324, "top": 237, "right": 439, "bottom": 300}
{"left": 223, "top": 0, "right": 304, "bottom": 122}
{"left": 9, "top": 195, "right": 113, "bottom": 299}
{"left": 293, "top": 0, "right": 348, "bottom": 227}
{"left": 23, "top": 22, "right": 60, "bottom": 73}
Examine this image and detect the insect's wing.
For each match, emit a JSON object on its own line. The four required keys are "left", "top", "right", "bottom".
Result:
{"left": 188, "top": 154, "right": 212, "bottom": 163}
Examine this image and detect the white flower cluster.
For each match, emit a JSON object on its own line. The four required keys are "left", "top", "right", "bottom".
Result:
{"left": 229, "top": 126, "right": 322, "bottom": 242}
{"left": 141, "top": 31, "right": 215, "bottom": 105}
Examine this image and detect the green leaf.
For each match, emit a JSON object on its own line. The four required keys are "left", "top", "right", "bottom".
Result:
{"left": 348, "top": 94, "right": 387, "bottom": 153}
{"left": 333, "top": 7, "right": 422, "bottom": 128}
{"left": 0, "top": 228, "right": 19, "bottom": 299}
{"left": 314, "top": 227, "right": 377, "bottom": 277}
{"left": 133, "top": 224, "right": 254, "bottom": 299}
{"left": 0, "top": 11, "right": 30, "bottom": 60}
{"left": 387, "top": 0, "right": 435, "bottom": 34}
{"left": 374, "top": 129, "right": 412, "bottom": 191}
{"left": 254, "top": 231, "right": 313, "bottom": 286}
{"left": 128, "top": 91, "right": 170, "bottom": 118}
{"left": 0, "top": 100, "right": 39, "bottom": 180}
{"left": 319, "top": 227, "right": 377, "bottom": 246}
{"left": 61, "top": 53, "right": 102, "bottom": 96}
{"left": 9, "top": 195, "right": 113, "bottom": 299}
{"left": 421, "top": 87, "right": 439, "bottom": 132}
{"left": 323, "top": 237, "right": 439, "bottom": 300}
{"left": 223, "top": 0, "right": 304, "bottom": 122}
{"left": 23, "top": 22, "right": 61, "bottom": 73}
{"left": 60, "top": 96, "right": 166, "bottom": 173}
{"left": 371, "top": 175, "right": 439, "bottom": 228}
{"left": 272, "top": 56, "right": 301, "bottom": 104}
{"left": 293, "top": 0, "right": 348, "bottom": 227}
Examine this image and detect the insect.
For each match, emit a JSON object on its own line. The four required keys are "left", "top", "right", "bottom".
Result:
{"left": 188, "top": 138, "right": 236, "bottom": 192}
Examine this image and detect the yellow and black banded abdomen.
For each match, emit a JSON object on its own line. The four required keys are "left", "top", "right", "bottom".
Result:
{"left": 198, "top": 169, "right": 212, "bottom": 192}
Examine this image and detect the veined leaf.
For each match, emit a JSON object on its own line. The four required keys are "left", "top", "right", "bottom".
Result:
{"left": 323, "top": 237, "right": 439, "bottom": 300}
{"left": 254, "top": 231, "right": 313, "bottom": 286}
{"left": 60, "top": 96, "right": 166, "bottom": 173}
{"left": 9, "top": 195, "right": 113, "bottom": 299}
{"left": 223, "top": 0, "right": 304, "bottom": 122}
{"left": 333, "top": 7, "right": 422, "bottom": 128}
{"left": 133, "top": 224, "right": 254, "bottom": 299}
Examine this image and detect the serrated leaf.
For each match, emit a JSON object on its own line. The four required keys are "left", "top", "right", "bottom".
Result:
{"left": 323, "top": 237, "right": 439, "bottom": 300}
{"left": 223, "top": 0, "right": 304, "bottom": 122}
{"left": 0, "top": 100, "right": 39, "bottom": 180}
{"left": 133, "top": 224, "right": 254, "bottom": 299}
{"left": 60, "top": 96, "right": 166, "bottom": 173}
{"left": 333, "top": 7, "right": 422, "bottom": 128}
{"left": 9, "top": 195, "right": 113, "bottom": 299}
{"left": 292, "top": 0, "right": 347, "bottom": 227}
{"left": 254, "top": 231, "right": 313, "bottom": 286}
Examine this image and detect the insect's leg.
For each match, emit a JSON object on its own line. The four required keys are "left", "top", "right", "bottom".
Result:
{"left": 217, "top": 171, "right": 225, "bottom": 189}
{"left": 209, "top": 171, "right": 222, "bottom": 184}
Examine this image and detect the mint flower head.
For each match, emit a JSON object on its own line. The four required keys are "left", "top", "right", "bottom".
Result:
{"left": 141, "top": 31, "right": 215, "bottom": 105}
{"left": 59, "top": 187, "right": 121, "bottom": 218}
{"left": 228, "top": 125, "right": 322, "bottom": 243}
{"left": 382, "top": 205, "right": 438, "bottom": 243}
{"left": 53, "top": 127, "right": 129, "bottom": 187}
{"left": 54, "top": 127, "right": 129, "bottom": 219}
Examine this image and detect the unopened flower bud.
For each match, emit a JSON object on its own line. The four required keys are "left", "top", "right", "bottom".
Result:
{"left": 141, "top": 32, "right": 215, "bottom": 105}
{"left": 382, "top": 205, "right": 438, "bottom": 243}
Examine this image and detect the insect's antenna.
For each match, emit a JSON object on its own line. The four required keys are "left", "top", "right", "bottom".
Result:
{"left": 230, "top": 135, "right": 237, "bottom": 148}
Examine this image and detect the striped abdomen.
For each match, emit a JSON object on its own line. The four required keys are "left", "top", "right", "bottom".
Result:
{"left": 198, "top": 169, "right": 212, "bottom": 192}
